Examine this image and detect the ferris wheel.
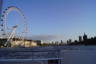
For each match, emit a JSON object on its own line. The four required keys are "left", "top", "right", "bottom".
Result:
{"left": 0, "top": 6, "right": 28, "bottom": 47}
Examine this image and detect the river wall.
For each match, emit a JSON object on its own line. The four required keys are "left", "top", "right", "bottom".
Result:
{"left": 0, "top": 46, "right": 96, "bottom": 64}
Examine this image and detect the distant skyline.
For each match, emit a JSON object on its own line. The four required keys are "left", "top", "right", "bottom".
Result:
{"left": 2, "top": 0, "right": 96, "bottom": 42}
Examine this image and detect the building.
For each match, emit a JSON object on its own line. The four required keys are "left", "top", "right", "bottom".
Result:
{"left": 79, "top": 36, "right": 82, "bottom": 42}
{"left": 12, "top": 38, "right": 42, "bottom": 47}
{"left": 0, "top": 38, "right": 42, "bottom": 47}
{"left": 83, "top": 33, "right": 87, "bottom": 41}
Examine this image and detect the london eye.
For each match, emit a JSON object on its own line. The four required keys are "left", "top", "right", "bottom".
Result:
{"left": 0, "top": 6, "right": 27, "bottom": 47}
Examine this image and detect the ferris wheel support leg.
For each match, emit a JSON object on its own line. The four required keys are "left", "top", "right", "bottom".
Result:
{"left": 4, "top": 27, "right": 17, "bottom": 47}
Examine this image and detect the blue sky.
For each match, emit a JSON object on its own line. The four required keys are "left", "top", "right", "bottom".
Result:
{"left": 2, "top": 0, "right": 96, "bottom": 42}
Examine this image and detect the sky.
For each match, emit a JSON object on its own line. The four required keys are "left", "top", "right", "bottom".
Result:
{"left": 1, "top": 0, "right": 96, "bottom": 42}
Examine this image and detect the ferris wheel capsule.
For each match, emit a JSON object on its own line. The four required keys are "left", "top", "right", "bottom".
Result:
{"left": 2, "top": 33, "right": 6, "bottom": 35}
{"left": 1, "top": 29, "right": 4, "bottom": 31}
{"left": 0, "top": 24, "right": 3, "bottom": 26}
{"left": 1, "top": 19, "right": 3, "bottom": 21}
{"left": 3, "top": 11, "right": 6, "bottom": 13}
{"left": 2, "top": 15, "right": 4, "bottom": 17}
{"left": 5, "top": 8, "right": 8, "bottom": 11}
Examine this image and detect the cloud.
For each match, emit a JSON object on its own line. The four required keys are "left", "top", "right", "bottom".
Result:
{"left": 27, "top": 34, "right": 64, "bottom": 41}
